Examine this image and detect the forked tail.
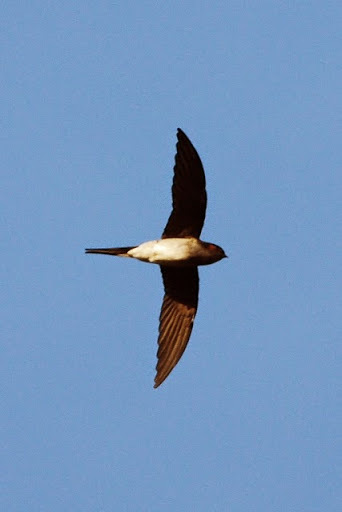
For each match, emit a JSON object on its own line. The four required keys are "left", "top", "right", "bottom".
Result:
{"left": 85, "top": 246, "right": 136, "bottom": 257}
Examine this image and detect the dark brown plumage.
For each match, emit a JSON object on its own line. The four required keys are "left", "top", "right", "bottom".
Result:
{"left": 155, "top": 266, "right": 199, "bottom": 387}
{"left": 162, "top": 129, "right": 207, "bottom": 239}
{"left": 154, "top": 129, "right": 208, "bottom": 387}
{"left": 86, "top": 128, "right": 226, "bottom": 388}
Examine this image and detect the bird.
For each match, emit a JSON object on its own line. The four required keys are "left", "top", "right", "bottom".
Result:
{"left": 86, "top": 128, "right": 227, "bottom": 388}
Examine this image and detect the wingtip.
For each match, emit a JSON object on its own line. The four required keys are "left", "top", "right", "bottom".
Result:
{"left": 154, "top": 372, "right": 169, "bottom": 389}
{"left": 177, "top": 127, "right": 187, "bottom": 138}
{"left": 153, "top": 377, "right": 162, "bottom": 389}
{"left": 176, "top": 128, "right": 192, "bottom": 144}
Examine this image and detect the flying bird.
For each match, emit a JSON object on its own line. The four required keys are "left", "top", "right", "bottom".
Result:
{"left": 86, "top": 129, "right": 227, "bottom": 388}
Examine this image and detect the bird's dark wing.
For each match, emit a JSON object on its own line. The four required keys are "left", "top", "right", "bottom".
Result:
{"left": 154, "top": 266, "right": 199, "bottom": 388}
{"left": 162, "top": 128, "right": 207, "bottom": 239}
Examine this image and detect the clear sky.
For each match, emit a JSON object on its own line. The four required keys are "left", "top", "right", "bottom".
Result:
{"left": 2, "top": 2, "right": 341, "bottom": 511}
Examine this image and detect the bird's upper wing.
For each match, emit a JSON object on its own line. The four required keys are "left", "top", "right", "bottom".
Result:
{"left": 154, "top": 266, "right": 199, "bottom": 388}
{"left": 162, "top": 129, "right": 207, "bottom": 239}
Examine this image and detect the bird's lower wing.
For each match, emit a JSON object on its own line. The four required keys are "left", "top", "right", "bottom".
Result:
{"left": 154, "top": 266, "right": 199, "bottom": 388}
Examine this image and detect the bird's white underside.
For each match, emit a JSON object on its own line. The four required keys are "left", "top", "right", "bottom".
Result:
{"left": 127, "top": 238, "right": 204, "bottom": 265}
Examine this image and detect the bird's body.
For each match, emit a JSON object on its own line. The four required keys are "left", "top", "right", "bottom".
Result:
{"left": 86, "top": 129, "right": 227, "bottom": 387}
{"left": 88, "top": 237, "right": 225, "bottom": 266}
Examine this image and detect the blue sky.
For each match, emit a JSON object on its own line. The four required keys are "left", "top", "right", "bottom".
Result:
{"left": 2, "top": 2, "right": 341, "bottom": 511}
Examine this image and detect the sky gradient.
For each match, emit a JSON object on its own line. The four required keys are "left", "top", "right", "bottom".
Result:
{"left": 2, "top": 2, "right": 341, "bottom": 511}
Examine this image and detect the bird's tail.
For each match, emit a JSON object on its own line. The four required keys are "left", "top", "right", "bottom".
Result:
{"left": 85, "top": 246, "right": 137, "bottom": 257}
